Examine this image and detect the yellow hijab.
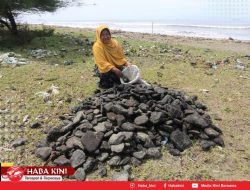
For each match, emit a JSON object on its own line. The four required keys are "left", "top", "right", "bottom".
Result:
{"left": 93, "top": 25, "right": 127, "bottom": 73}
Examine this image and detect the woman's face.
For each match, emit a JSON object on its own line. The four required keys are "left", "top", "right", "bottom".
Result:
{"left": 100, "top": 29, "right": 111, "bottom": 44}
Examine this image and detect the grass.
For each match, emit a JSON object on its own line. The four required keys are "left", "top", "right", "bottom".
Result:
{"left": 0, "top": 26, "right": 249, "bottom": 180}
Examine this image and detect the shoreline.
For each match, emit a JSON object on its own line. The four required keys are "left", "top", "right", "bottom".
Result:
{"left": 26, "top": 20, "right": 250, "bottom": 41}
{"left": 39, "top": 24, "right": 250, "bottom": 55}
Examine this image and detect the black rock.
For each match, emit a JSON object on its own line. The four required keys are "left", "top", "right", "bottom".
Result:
{"left": 81, "top": 131, "right": 104, "bottom": 152}
{"left": 154, "top": 86, "right": 167, "bottom": 94}
{"left": 213, "top": 136, "right": 225, "bottom": 147}
{"left": 136, "top": 132, "right": 150, "bottom": 142}
{"left": 146, "top": 147, "right": 161, "bottom": 159}
{"left": 112, "top": 105, "right": 127, "bottom": 115}
{"left": 124, "top": 98, "right": 139, "bottom": 107}
{"left": 94, "top": 122, "right": 107, "bottom": 132}
{"left": 35, "top": 139, "right": 49, "bottom": 148}
{"left": 108, "top": 133, "right": 125, "bottom": 145}
{"left": 78, "top": 120, "right": 93, "bottom": 131}
{"left": 121, "top": 122, "right": 135, "bottom": 131}
{"left": 199, "top": 132, "right": 210, "bottom": 140}
{"left": 133, "top": 125, "right": 148, "bottom": 131}
{"left": 130, "top": 157, "right": 142, "bottom": 166}
{"left": 121, "top": 132, "right": 133, "bottom": 141}
{"left": 169, "top": 148, "right": 181, "bottom": 156}
{"left": 104, "top": 121, "right": 113, "bottom": 130}
{"left": 104, "top": 130, "right": 113, "bottom": 138}
{"left": 86, "top": 113, "right": 94, "bottom": 121}
{"left": 188, "top": 130, "right": 200, "bottom": 136}
{"left": 159, "top": 95, "right": 172, "bottom": 104}
{"left": 144, "top": 139, "right": 155, "bottom": 148}
{"left": 133, "top": 151, "right": 146, "bottom": 160}
{"left": 106, "top": 112, "right": 116, "bottom": 121}
{"left": 104, "top": 102, "right": 113, "bottom": 112}
{"left": 119, "top": 157, "right": 131, "bottom": 165}
{"left": 35, "top": 147, "right": 52, "bottom": 161}
{"left": 108, "top": 156, "right": 121, "bottom": 166}
{"left": 150, "top": 112, "right": 165, "bottom": 124}
{"left": 30, "top": 122, "right": 42, "bottom": 129}
{"left": 56, "top": 145, "right": 70, "bottom": 154}
{"left": 201, "top": 140, "right": 215, "bottom": 151}
{"left": 111, "top": 143, "right": 125, "bottom": 153}
{"left": 184, "top": 113, "right": 210, "bottom": 128}
{"left": 83, "top": 157, "right": 97, "bottom": 173}
{"left": 158, "top": 124, "right": 174, "bottom": 133}
{"left": 211, "top": 125, "right": 223, "bottom": 134}
{"left": 66, "top": 136, "right": 84, "bottom": 150}
{"left": 204, "top": 127, "right": 220, "bottom": 137}
{"left": 53, "top": 155, "right": 70, "bottom": 166}
{"left": 100, "top": 141, "right": 110, "bottom": 151}
{"left": 74, "top": 130, "right": 84, "bottom": 138}
{"left": 73, "top": 111, "right": 84, "bottom": 125}
{"left": 195, "top": 101, "right": 207, "bottom": 110}
{"left": 138, "top": 103, "right": 149, "bottom": 112}
{"left": 98, "top": 163, "right": 107, "bottom": 177}
{"left": 71, "top": 106, "right": 80, "bottom": 113}
{"left": 70, "top": 149, "right": 86, "bottom": 168}
{"left": 97, "top": 152, "right": 109, "bottom": 162}
{"left": 11, "top": 138, "right": 28, "bottom": 148}
{"left": 74, "top": 168, "right": 86, "bottom": 181}
{"left": 167, "top": 105, "right": 184, "bottom": 119}
{"left": 184, "top": 109, "right": 196, "bottom": 115}
{"left": 170, "top": 130, "right": 192, "bottom": 151}
{"left": 60, "top": 122, "right": 74, "bottom": 134}
{"left": 47, "top": 126, "right": 63, "bottom": 142}
{"left": 116, "top": 114, "right": 126, "bottom": 126}
{"left": 134, "top": 115, "right": 149, "bottom": 126}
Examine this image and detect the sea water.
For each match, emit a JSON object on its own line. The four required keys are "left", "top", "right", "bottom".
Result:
{"left": 21, "top": 20, "right": 250, "bottom": 41}
{"left": 19, "top": 0, "right": 250, "bottom": 41}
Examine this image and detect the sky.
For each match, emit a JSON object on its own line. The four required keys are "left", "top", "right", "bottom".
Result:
{"left": 20, "top": 0, "right": 250, "bottom": 25}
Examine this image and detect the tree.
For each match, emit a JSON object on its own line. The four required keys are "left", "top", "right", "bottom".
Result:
{"left": 0, "top": 0, "right": 79, "bottom": 34}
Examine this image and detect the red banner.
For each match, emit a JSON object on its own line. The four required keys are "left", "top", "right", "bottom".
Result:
{"left": 0, "top": 181, "right": 249, "bottom": 190}
{"left": 1, "top": 166, "right": 75, "bottom": 176}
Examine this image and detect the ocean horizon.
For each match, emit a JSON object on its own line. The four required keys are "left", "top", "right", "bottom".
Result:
{"left": 19, "top": 0, "right": 250, "bottom": 41}
{"left": 22, "top": 20, "right": 250, "bottom": 41}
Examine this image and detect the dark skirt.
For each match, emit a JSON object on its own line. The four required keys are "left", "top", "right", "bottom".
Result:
{"left": 99, "top": 71, "right": 121, "bottom": 89}
{"left": 94, "top": 66, "right": 121, "bottom": 89}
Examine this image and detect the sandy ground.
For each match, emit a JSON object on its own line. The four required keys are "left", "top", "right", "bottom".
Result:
{"left": 114, "top": 30, "right": 250, "bottom": 55}
{"left": 56, "top": 26, "right": 250, "bottom": 55}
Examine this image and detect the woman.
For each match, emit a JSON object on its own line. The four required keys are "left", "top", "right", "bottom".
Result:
{"left": 93, "top": 25, "right": 131, "bottom": 89}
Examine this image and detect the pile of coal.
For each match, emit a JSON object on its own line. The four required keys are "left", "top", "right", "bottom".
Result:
{"left": 35, "top": 84, "right": 224, "bottom": 180}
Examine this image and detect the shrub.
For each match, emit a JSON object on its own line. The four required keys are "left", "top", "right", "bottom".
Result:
{"left": 0, "top": 24, "right": 55, "bottom": 47}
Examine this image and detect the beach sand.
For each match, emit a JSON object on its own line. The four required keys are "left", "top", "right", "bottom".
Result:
{"left": 54, "top": 26, "right": 250, "bottom": 55}
{"left": 115, "top": 30, "right": 250, "bottom": 55}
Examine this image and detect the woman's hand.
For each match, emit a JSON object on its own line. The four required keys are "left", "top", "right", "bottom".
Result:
{"left": 111, "top": 67, "right": 123, "bottom": 78}
{"left": 124, "top": 62, "right": 131, "bottom": 67}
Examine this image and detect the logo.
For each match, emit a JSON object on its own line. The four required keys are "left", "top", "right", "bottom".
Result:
{"left": 1, "top": 166, "right": 75, "bottom": 181}
{"left": 6, "top": 166, "right": 26, "bottom": 182}
{"left": 164, "top": 183, "right": 167, "bottom": 188}
{"left": 192, "top": 183, "right": 199, "bottom": 188}
{"left": 130, "top": 183, "right": 135, "bottom": 188}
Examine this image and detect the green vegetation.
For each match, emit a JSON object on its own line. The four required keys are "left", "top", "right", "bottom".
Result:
{"left": 0, "top": 0, "right": 81, "bottom": 34}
